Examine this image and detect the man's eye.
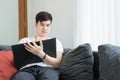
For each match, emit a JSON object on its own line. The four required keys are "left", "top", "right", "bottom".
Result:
{"left": 47, "top": 25, "right": 50, "bottom": 27}
{"left": 40, "top": 24, "right": 44, "bottom": 26}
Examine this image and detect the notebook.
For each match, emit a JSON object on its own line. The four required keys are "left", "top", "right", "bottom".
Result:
{"left": 12, "top": 38, "right": 56, "bottom": 69}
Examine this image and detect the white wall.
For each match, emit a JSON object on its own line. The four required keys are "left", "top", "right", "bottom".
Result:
{"left": 28, "top": 0, "right": 76, "bottom": 48}
{"left": 115, "top": 0, "right": 120, "bottom": 45}
{"left": 0, "top": 0, "right": 18, "bottom": 45}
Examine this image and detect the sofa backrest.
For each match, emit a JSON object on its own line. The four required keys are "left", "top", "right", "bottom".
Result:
{"left": 0, "top": 45, "right": 11, "bottom": 51}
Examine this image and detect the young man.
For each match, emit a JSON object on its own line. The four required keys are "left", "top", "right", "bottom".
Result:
{"left": 12, "top": 11, "right": 63, "bottom": 80}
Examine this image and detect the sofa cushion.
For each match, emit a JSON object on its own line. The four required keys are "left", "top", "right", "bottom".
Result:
{"left": 98, "top": 44, "right": 120, "bottom": 80}
{"left": 0, "top": 50, "right": 18, "bottom": 80}
{"left": 59, "top": 43, "right": 94, "bottom": 80}
{"left": 0, "top": 45, "right": 11, "bottom": 51}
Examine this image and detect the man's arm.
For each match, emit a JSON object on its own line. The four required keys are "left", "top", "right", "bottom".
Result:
{"left": 42, "top": 51, "right": 63, "bottom": 68}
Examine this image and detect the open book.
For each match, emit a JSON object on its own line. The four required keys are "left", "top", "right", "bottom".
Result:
{"left": 12, "top": 38, "right": 56, "bottom": 69}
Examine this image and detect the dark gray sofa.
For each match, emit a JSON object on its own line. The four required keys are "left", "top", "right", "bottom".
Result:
{"left": 1, "top": 43, "right": 120, "bottom": 80}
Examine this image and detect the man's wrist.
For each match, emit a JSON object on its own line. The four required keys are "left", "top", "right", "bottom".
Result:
{"left": 42, "top": 53, "right": 46, "bottom": 59}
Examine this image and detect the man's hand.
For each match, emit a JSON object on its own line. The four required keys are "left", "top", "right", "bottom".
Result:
{"left": 24, "top": 40, "right": 45, "bottom": 58}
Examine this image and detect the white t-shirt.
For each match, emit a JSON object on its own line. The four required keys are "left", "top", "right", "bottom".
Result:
{"left": 18, "top": 37, "right": 63, "bottom": 69}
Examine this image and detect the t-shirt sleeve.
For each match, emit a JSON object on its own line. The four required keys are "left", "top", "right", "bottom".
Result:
{"left": 56, "top": 39, "right": 63, "bottom": 53}
{"left": 18, "top": 38, "right": 28, "bottom": 44}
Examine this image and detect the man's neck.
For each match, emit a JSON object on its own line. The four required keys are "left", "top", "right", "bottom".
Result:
{"left": 34, "top": 35, "right": 48, "bottom": 41}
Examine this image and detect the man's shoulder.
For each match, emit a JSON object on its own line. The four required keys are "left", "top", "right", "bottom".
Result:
{"left": 18, "top": 37, "right": 34, "bottom": 44}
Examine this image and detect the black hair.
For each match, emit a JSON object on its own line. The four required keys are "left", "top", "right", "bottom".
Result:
{"left": 35, "top": 11, "right": 52, "bottom": 23}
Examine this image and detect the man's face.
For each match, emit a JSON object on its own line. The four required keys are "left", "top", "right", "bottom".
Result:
{"left": 35, "top": 20, "right": 51, "bottom": 37}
